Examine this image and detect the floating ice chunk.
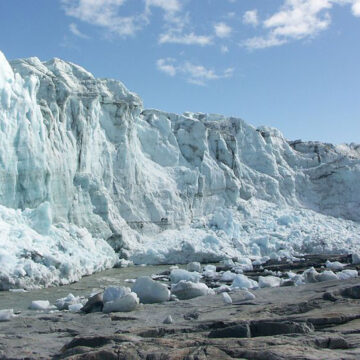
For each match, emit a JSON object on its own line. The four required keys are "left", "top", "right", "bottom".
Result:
{"left": 287, "top": 271, "right": 305, "bottom": 285}
{"left": 258, "top": 276, "right": 282, "bottom": 288}
{"left": 220, "top": 271, "right": 237, "bottom": 282}
{"left": 237, "top": 258, "right": 252, "bottom": 266}
{"left": 352, "top": 253, "right": 360, "bottom": 265}
{"left": 337, "top": 269, "right": 358, "bottom": 280}
{"left": 117, "top": 259, "right": 134, "bottom": 268}
{"left": 231, "top": 274, "right": 258, "bottom": 289}
{"left": 163, "top": 315, "right": 173, "bottom": 324}
{"left": 68, "top": 303, "right": 83, "bottom": 313}
{"left": 171, "top": 281, "right": 213, "bottom": 300}
{"left": 303, "top": 267, "right": 320, "bottom": 283}
{"left": 317, "top": 270, "right": 338, "bottom": 282}
{"left": 103, "top": 293, "right": 139, "bottom": 313}
{"left": 215, "top": 285, "right": 232, "bottom": 293}
{"left": 232, "top": 267, "right": 244, "bottom": 274}
{"left": 203, "top": 265, "right": 217, "bottom": 272}
{"left": 0, "top": 309, "right": 15, "bottom": 322}
{"left": 234, "top": 258, "right": 253, "bottom": 272}
{"left": 103, "top": 286, "right": 131, "bottom": 303}
{"left": 102, "top": 286, "right": 139, "bottom": 313}
{"left": 222, "top": 292, "right": 232, "bottom": 304}
{"left": 187, "top": 262, "right": 201, "bottom": 272}
{"left": 170, "top": 269, "right": 201, "bottom": 284}
{"left": 170, "top": 266, "right": 179, "bottom": 270}
{"left": 241, "top": 290, "right": 256, "bottom": 300}
{"left": 203, "top": 270, "right": 218, "bottom": 279}
{"left": 325, "top": 260, "right": 346, "bottom": 271}
{"left": 220, "top": 259, "right": 235, "bottom": 269}
{"left": 252, "top": 256, "right": 270, "bottom": 266}
{"left": 124, "top": 279, "right": 136, "bottom": 283}
{"left": 55, "top": 293, "right": 81, "bottom": 310}
{"left": 29, "top": 300, "right": 52, "bottom": 311}
{"left": 132, "top": 276, "right": 170, "bottom": 304}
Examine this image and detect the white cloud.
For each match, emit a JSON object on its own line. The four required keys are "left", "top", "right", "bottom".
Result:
{"left": 352, "top": 0, "right": 360, "bottom": 16}
{"left": 264, "top": 0, "right": 332, "bottom": 39}
{"left": 244, "top": 0, "right": 333, "bottom": 49}
{"left": 62, "top": 0, "right": 360, "bottom": 49}
{"left": 159, "top": 32, "right": 213, "bottom": 46}
{"left": 221, "top": 45, "right": 229, "bottom": 53}
{"left": 214, "top": 22, "right": 232, "bottom": 38}
{"left": 243, "top": 0, "right": 360, "bottom": 49}
{"left": 243, "top": 10, "right": 259, "bottom": 26}
{"left": 61, "top": 0, "right": 145, "bottom": 37}
{"left": 156, "top": 58, "right": 234, "bottom": 85}
{"left": 243, "top": 35, "right": 288, "bottom": 49}
{"left": 145, "top": 0, "right": 181, "bottom": 13}
{"left": 156, "top": 58, "right": 177, "bottom": 76}
{"left": 69, "top": 23, "right": 89, "bottom": 38}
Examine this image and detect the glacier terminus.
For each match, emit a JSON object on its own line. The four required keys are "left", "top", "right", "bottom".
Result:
{"left": 0, "top": 51, "right": 359, "bottom": 289}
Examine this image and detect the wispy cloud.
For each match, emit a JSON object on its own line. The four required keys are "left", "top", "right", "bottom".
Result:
{"left": 221, "top": 45, "right": 229, "bottom": 53}
{"left": 157, "top": 58, "right": 234, "bottom": 85}
{"left": 61, "top": 0, "right": 145, "bottom": 37}
{"left": 159, "top": 32, "right": 213, "bottom": 46}
{"left": 243, "top": 10, "right": 259, "bottom": 27}
{"left": 214, "top": 22, "right": 232, "bottom": 38}
{"left": 156, "top": 58, "right": 177, "bottom": 76}
{"left": 69, "top": 23, "right": 89, "bottom": 39}
{"left": 145, "top": 0, "right": 181, "bottom": 14}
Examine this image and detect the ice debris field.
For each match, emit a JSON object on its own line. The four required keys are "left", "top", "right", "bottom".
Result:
{"left": 0, "top": 50, "right": 360, "bottom": 289}
{"left": 1, "top": 256, "right": 360, "bottom": 321}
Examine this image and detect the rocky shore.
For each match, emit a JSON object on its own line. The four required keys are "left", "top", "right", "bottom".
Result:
{"left": 1, "top": 255, "right": 360, "bottom": 359}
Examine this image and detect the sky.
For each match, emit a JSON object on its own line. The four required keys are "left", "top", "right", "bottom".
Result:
{"left": 0, "top": 0, "right": 359, "bottom": 144}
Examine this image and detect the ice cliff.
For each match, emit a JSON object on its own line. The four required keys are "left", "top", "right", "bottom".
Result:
{"left": 0, "top": 51, "right": 359, "bottom": 289}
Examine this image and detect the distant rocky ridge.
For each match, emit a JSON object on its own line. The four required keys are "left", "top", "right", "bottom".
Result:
{"left": 0, "top": 50, "right": 359, "bottom": 288}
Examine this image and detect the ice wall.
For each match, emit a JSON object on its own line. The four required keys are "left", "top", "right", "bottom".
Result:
{"left": 0, "top": 51, "right": 359, "bottom": 288}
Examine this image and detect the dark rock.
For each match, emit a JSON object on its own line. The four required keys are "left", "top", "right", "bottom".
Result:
{"left": 209, "top": 324, "right": 251, "bottom": 338}
{"left": 328, "top": 337, "right": 349, "bottom": 349}
{"left": 314, "top": 336, "right": 349, "bottom": 349}
{"left": 82, "top": 293, "right": 103, "bottom": 313}
{"left": 184, "top": 311, "right": 199, "bottom": 320}
{"left": 250, "top": 321, "right": 313, "bottom": 337}
{"left": 323, "top": 291, "right": 338, "bottom": 301}
{"left": 281, "top": 280, "right": 295, "bottom": 287}
{"left": 341, "top": 285, "right": 360, "bottom": 299}
{"left": 63, "top": 336, "right": 113, "bottom": 350}
{"left": 71, "top": 349, "right": 120, "bottom": 359}
{"left": 157, "top": 270, "right": 170, "bottom": 276}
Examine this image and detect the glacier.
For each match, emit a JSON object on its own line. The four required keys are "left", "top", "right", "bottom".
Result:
{"left": 0, "top": 50, "right": 359, "bottom": 289}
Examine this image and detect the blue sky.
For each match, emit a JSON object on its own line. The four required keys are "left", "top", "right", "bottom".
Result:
{"left": 0, "top": 0, "right": 359, "bottom": 144}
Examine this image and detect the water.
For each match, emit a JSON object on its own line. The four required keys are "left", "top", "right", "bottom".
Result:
{"left": 0, "top": 265, "right": 173, "bottom": 311}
